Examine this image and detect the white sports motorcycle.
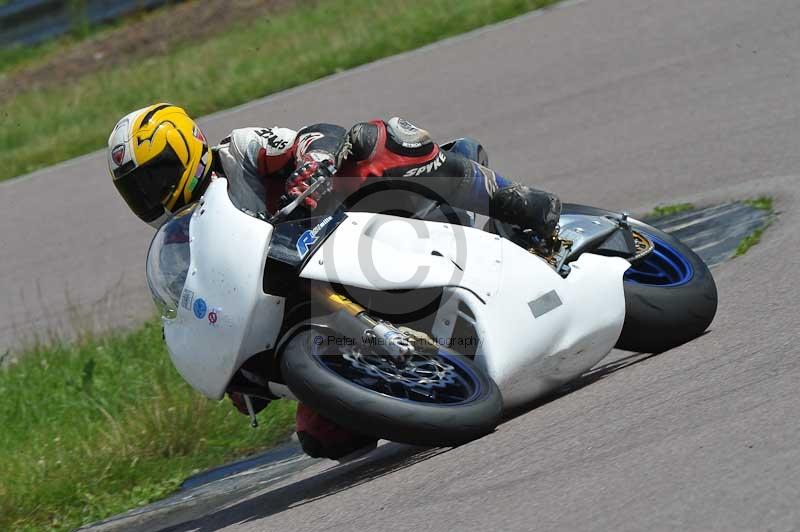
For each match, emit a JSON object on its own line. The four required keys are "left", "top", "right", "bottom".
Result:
{"left": 147, "top": 143, "right": 717, "bottom": 447}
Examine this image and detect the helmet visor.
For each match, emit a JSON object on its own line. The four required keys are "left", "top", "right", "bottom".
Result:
{"left": 113, "top": 146, "right": 183, "bottom": 223}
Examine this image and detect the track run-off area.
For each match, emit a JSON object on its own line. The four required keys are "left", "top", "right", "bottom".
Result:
{"left": 4, "top": 0, "right": 800, "bottom": 529}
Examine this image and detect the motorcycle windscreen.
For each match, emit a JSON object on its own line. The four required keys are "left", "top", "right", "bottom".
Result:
{"left": 146, "top": 204, "right": 197, "bottom": 318}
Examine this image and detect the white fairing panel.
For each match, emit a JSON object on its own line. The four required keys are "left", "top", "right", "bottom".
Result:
{"left": 163, "top": 178, "right": 284, "bottom": 400}
{"left": 434, "top": 248, "right": 630, "bottom": 408}
{"left": 300, "top": 211, "right": 629, "bottom": 407}
{"left": 300, "top": 212, "right": 502, "bottom": 298}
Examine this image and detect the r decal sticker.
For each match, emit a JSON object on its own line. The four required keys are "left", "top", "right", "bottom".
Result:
{"left": 296, "top": 215, "right": 334, "bottom": 258}
{"left": 296, "top": 230, "right": 317, "bottom": 258}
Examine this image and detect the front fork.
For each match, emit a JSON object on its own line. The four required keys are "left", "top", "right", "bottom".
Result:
{"left": 309, "top": 284, "right": 415, "bottom": 361}
{"left": 235, "top": 286, "right": 416, "bottom": 426}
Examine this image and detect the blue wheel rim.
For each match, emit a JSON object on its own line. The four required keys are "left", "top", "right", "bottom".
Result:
{"left": 313, "top": 342, "right": 482, "bottom": 406}
{"left": 624, "top": 234, "right": 694, "bottom": 287}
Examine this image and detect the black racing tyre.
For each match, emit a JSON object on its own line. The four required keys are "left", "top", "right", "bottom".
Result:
{"left": 562, "top": 204, "right": 718, "bottom": 353}
{"left": 280, "top": 329, "right": 503, "bottom": 447}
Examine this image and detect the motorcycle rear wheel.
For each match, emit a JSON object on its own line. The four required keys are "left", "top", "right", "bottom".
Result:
{"left": 562, "top": 204, "right": 718, "bottom": 353}
{"left": 280, "top": 329, "right": 503, "bottom": 447}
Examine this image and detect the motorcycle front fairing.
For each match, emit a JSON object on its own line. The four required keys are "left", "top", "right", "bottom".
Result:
{"left": 299, "top": 212, "right": 630, "bottom": 408}
{"left": 148, "top": 178, "right": 284, "bottom": 400}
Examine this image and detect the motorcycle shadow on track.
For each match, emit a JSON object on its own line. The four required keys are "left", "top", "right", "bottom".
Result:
{"left": 502, "top": 348, "right": 676, "bottom": 420}
{"left": 163, "top": 443, "right": 451, "bottom": 532}
{"left": 164, "top": 350, "right": 673, "bottom": 532}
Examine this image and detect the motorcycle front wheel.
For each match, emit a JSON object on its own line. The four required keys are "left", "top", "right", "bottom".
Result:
{"left": 280, "top": 329, "right": 503, "bottom": 447}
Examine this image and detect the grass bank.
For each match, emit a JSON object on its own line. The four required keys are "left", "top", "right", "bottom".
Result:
{"left": 0, "top": 40, "right": 61, "bottom": 72}
{"left": 1, "top": 0, "right": 559, "bottom": 181}
{"left": 0, "top": 319, "right": 296, "bottom": 531}
{"left": 645, "top": 202, "right": 696, "bottom": 219}
{"left": 735, "top": 196, "right": 775, "bottom": 257}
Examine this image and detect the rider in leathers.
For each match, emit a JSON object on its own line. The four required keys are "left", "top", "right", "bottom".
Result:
{"left": 108, "top": 104, "right": 561, "bottom": 459}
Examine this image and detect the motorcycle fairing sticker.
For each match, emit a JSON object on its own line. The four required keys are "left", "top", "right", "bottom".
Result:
{"left": 296, "top": 215, "right": 334, "bottom": 258}
{"left": 528, "top": 290, "right": 562, "bottom": 318}
{"left": 180, "top": 289, "right": 194, "bottom": 311}
{"left": 266, "top": 208, "right": 347, "bottom": 270}
{"left": 193, "top": 298, "right": 208, "bottom": 319}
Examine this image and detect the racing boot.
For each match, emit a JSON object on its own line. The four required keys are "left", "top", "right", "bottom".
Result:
{"left": 295, "top": 403, "right": 378, "bottom": 460}
{"left": 489, "top": 183, "right": 562, "bottom": 254}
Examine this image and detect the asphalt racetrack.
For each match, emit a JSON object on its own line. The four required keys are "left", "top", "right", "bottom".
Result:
{"left": 6, "top": 0, "right": 800, "bottom": 529}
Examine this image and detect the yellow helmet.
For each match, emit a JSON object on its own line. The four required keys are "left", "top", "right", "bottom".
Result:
{"left": 108, "top": 103, "right": 212, "bottom": 226}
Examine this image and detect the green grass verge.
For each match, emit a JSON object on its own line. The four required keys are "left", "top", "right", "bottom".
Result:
{"left": 743, "top": 195, "right": 773, "bottom": 211}
{"left": 0, "top": 41, "right": 60, "bottom": 73}
{"left": 645, "top": 202, "right": 695, "bottom": 219}
{"left": 734, "top": 196, "right": 775, "bottom": 257}
{"left": 0, "top": 0, "right": 559, "bottom": 182}
{"left": 734, "top": 225, "right": 769, "bottom": 257}
{"left": 0, "top": 319, "right": 296, "bottom": 531}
